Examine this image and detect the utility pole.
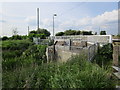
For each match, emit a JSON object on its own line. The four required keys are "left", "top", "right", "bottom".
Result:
{"left": 28, "top": 26, "right": 29, "bottom": 36}
{"left": 37, "top": 8, "right": 40, "bottom": 31}
{"left": 52, "top": 14, "right": 57, "bottom": 60}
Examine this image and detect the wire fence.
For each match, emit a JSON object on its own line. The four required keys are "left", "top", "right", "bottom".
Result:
{"left": 33, "top": 37, "right": 52, "bottom": 45}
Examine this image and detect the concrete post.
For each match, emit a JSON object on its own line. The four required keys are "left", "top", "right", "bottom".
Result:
{"left": 113, "top": 45, "right": 119, "bottom": 66}
{"left": 69, "top": 39, "right": 71, "bottom": 50}
{"left": 88, "top": 46, "right": 90, "bottom": 61}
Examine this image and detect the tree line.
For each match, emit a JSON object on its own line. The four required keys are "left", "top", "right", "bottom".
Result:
{"left": 1, "top": 28, "right": 107, "bottom": 41}
{"left": 55, "top": 29, "right": 106, "bottom": 36}
{"left": 1, "top": 28, "right": 51, "bottom": 41}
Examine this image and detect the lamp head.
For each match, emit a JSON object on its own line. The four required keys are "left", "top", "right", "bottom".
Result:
{"left": 54, "top": 14, "right": 57, "bottom": 16}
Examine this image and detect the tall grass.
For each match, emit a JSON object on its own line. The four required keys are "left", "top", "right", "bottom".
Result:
{"left": 48, "top": 55, "right": 114, "bottom": 88}
{"left": 93, "top": 43, "right": 113, "bottom": 68}
{"left": 2, "top": 55, "right": 115, "bottom": 88}
{"left": 2, "top": 40, "right": 115, "bottom": 88}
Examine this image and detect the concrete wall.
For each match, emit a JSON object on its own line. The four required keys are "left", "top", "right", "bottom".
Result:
{"left": 55, "top": 39, "right": 87, "bottom": 47}
{"left": 55, "top": 46, "right": 88, "bottom": 62}
{"left": 113, "top": 43, "right": 120, "bottom": 66}
{"left": 46, "top": 37, "right": 99, "bottom": 62}
{"left": 56, "top": 49, "right": 78, "bottom": 62}
{"left": 46, "top": 44, "right": 97, "bottom": 62}
{"left": 46, "top": 40, "right": 98, "bottom": 62}
{"left": 52, "top": 35, "right": 112, "bottom": 44}
{"left": 46, "top": 46, "right": 55, "bottom": 63}
{"left": 87, "top": 35, "right": 111, "bottom": 44}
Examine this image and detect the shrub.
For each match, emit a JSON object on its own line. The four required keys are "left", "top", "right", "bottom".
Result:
{"left": 28, "top": 28, "right": 51, "bottom": 41}
{"left": 55, "top": 32, "right": 64, "bottom": 36}
{"left": 2, "top": 40, "right": 34, "bottom": 71}
{"left": 22, "top": 45, "right": 47, "bottom": 65}
{"left": 2, "top": 40, "right": 33, "bottom": 60}
{"left": 2, "top": 50, "right": 23, "bottom": 59}
{"left": 94, "top": 43, "right": 113, "bottom": 67}
{"left": 100, "top": 31, "right": 106, "bottom": 35}
{"left": 10, "top": 35, "right": 22, "bottom": 40}
{"left": 2, "top": 40, "right": 33, "bottom": 50}
{"left": 2, "top": 36, "right": 9, "bottom": 41}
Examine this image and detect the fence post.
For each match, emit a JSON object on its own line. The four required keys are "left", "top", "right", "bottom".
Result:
{"left": 94, "top": 44, "right": 96, "bottom": 56}
{"left": 88, "top": 46, "right": 90, "bottom": 61}
{"left": 69, "top": 39, "right": 71, "bottom": 50}
{"left": 97, "top": 43, "right": 100, "bottom": 54}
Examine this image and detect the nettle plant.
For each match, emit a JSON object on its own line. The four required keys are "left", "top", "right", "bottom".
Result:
{"left": 95, "top": 43, "right": 113, "bottom": 66}
{"left": 99, "top": 44, "right": 113, "bottom": 59}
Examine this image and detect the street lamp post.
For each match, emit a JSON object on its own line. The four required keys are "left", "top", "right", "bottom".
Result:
{"left": 53, "top": 14, "right": 57, "bottom": 37}
{"left": 53, "top": 14, "right": 57, "bottom": 58}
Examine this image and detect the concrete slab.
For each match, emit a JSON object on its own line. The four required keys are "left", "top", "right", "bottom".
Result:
{"left": 113, "top": 72, "right": 120, "bottom": 79}
{"left": 112, "top": 66, "right": 120, "bottom": 72}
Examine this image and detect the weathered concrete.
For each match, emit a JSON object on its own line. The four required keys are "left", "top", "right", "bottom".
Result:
{"left": 56, "top": 48, "right": 78, "bottom": 62}
{"left": 46, "top": 46, "right": 55, "bottom": 63}
{"left": 51, "top": 35, "right": 112, "bottom": 45}
{"left": 113, "top": 44, "right": 120, "bottom": 66}
{"left": 46, "top": 36, "right": 105, "bottom": 62}
{"left": 46, "top": 42, "right": 98, "bottom": 62}
{"left": 112, "top": 39, "right": 120, "bottom": 66}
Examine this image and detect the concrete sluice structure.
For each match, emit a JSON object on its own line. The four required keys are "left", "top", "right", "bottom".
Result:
{"left": 55, "top": 45, "right": 88, "bottom": 62}
{"left": 46, "top": 38, "right": 99, "bottom": 62}
{"left": 46, "top": 35, "right": 112, "bottom": 62}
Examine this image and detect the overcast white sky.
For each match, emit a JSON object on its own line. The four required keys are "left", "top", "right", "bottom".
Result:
{"left": 0, "top": 1, "right": 119, "bottom": 37}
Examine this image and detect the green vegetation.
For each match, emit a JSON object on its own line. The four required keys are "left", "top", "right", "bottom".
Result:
{"left": 55, "top": 32, "right": 64, "bottom": 36}
{"left": 3, "top": 54, "right": 115, "bottom": 88}
{"left": 117, "top": 34, "right": 120, "bottom": 37}
{"left": 2, "top": 40, "right": 32, "bottom": 70}
{"left": 82, "top": 31, "right": 92, "bottom": 35}
{"left": 64, "top": 29, "right": 76, "bottom": 35}
{"left": 1, "top": 28, "right": 50, "bottom": 41}
{"left": 94, "top": 43, "right": 113, "bottom": 67}
{"left": 2, "top": 37, "right": 115, "bottom": 88}
{"left": 1, "top": 35, "right": 28, "bottom": 41}
{"left": 100, "top": 31, "right": 106, "bottom": 35}
{"left": 2, "top": 40, "right": 47, "bottom": 71}
{"left": 113, "top": 34, "right": 120, "bottom": 39}
{"left": 55, "top": 29, "right": 93, "bottom": 36}
{"left": 2, "top": 40, "right": 33, "bottom": 60}
{"left": 10, "top": 35, "right": 28, "bottom": 40}
{"left": 29, "top": 28, "right": 50, "bottom": 40}
{"left": 1, "top": 36, "right": 9, "bottom": 41}
{"left": 2, "top": 40, "right": 32, "bottom": 51}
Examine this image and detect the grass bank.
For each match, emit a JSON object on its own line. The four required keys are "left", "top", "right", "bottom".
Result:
{"left": 2, "top": 40, "right": 115, "bottom": 88}
{"left": 3, "top": 55, "right": 115, "bottom": 88}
